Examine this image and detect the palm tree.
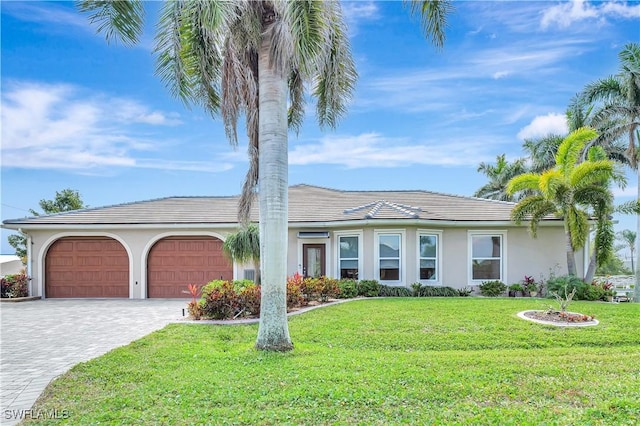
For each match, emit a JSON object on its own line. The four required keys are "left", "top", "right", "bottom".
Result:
{"left": 474, "top": 154, "right": 528, "bottom": 201}
{"left": 507, "top": 128, "right": 617, "bottom": 277}
{"left": 223, "top": 224, "right": 261, "bottom": 284}
{"left": 617, "top": 229, "right": 636, "bottom": 273}
{"left": 582, "top": 42, "right": 640, "bottom": 301}
{"left": 79, "top": 0, "right": 451, "bottom": 348}
{"left": 522, "top": 134, "right": 564, "bottom": 174}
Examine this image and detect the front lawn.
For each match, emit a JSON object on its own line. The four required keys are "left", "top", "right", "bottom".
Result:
{"left": 29, "top": 299, "right": 640, "bottom": 424}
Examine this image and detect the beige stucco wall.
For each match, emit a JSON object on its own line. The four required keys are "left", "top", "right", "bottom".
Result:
{"left": 22, "top": 222, "right": 580, "bottom": 299}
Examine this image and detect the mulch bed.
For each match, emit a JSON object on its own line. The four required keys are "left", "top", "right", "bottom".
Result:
{"left": 520, "top": 310, "right": 597, "bottom": 326}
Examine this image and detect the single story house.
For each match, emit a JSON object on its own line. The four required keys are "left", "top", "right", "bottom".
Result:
{"left": 2, "top": 184, "right": 583, "bottom": 299}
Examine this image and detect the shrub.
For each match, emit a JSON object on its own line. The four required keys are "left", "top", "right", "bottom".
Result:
{"left": 185, "top": 283, "right": 202, "bottom": 320}
{"left": 232, "top": 279, "right": 255, "bottom": 292}
{"left": 1, "top": 273, "right": 29, "bottom": 298}
{"left": 379, "top": 285, "right": 412, "bottom": 297}
{"left": 317, "top": 277, "right": 340, "bottom": 302}
{"left": 458, "top": 287, "right": 473, "bottom": 297}
{"left": 546, "top": 275, "right": 591, "bottom": 300}
{"left": 200, "top": 280, "right": 239, "bottom": 320}
{"left": 337, "top": 279, "right": 358, "bottom": 299}
{"left": 357, "top": 280, "right": 380, "bottom": 297}
{"left": 238, "top": 284, "right": 261, "bottom": 316}
{"left": 301, "top": 277, "right": 321, "bottom": 302}
{"left": 201, "top": 280, "right": 227, "bottom": 299}
{"left": 479, "top": 280, "right": 506, "bottom": 297}
{"left": 410, "top": 283, "right": 460, "bottom": 297}
{"left": 286, "top": 273, "right": 305, "bottom": 308}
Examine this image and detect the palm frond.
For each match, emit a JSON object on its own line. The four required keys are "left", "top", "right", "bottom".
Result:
{"left": 404, "top": 0, "right": 453, "bottom": 49}
{"left": 510, "top": 196, "right": 556, "bottom": 239}
{"left": 616, "top": 199, "right": 640, "bottom": 215}
{"left": 506, "top": 173, "right": 540, "bottom": 195}
{"left": 583, "top": 76, "right": 623, "bottom": 104}
{"left": 313, "top": 1, "right": 357, "bottom": 129}
{"left": 539, "top": 169, "right": 563, "bottom": 199}
{"left": 555, "top": 127, "right": 598, "bottom": 175}
{"left": 569, "top": 160, "right": 614, "bottom": 188}
{"left": 283, "top": 0, "right": 326, "bottom": 75}
{"left": 566, "top": 207, "right": 590, "bottom": 250}
{"left": 287, "top": 69, "right": 305, "bottom": 133}
{"left": 77, "top": 0, "right": 145, "bottom": 46}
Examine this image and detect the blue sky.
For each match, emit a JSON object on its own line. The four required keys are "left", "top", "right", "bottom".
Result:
{"left": 1, "top": 0, "right": 639, "bottom": 256}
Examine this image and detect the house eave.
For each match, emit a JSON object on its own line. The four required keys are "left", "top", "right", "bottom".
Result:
{"left": 2, "top": 218, "right": 564, "bottom": 231}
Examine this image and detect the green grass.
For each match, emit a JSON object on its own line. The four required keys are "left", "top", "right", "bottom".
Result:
{"left": 28, "top": 299, "right": 640, "bottom": 425}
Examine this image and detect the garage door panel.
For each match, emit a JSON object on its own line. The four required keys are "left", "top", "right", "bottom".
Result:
{"left": 147, "top": 236, "right": 232, "bottom": 298}
{"left": 46, "top": 237, "right": 129, "bottom": 298}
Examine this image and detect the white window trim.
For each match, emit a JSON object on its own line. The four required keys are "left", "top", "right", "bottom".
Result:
{"left": 467, "top": 230, "right": 508, "bottom": 284}
{"left": 374, "top": 229, "right": 406, "bottom": 284}
{"left": 334, "top": 230, "right": 363, "bottom": 280}
{"left": 417, "top": 229, "right": 443, "bottom": 285}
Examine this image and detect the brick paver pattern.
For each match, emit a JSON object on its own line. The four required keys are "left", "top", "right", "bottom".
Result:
{"left": 0, "top": 299, "right": 185, "bottom": 425}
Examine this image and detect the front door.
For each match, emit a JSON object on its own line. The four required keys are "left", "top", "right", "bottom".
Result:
{"left": 303, "top": 244, "right": 326, "bottom": 277}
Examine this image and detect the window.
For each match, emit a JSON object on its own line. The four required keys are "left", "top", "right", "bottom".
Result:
{"left": 471, "top": 234, "right": 503, "bottom": 280}
{"left": 419, "top": 234, "right": 438, "bottom": 281}
{"left": 378, "top": 234, "right": 401, "bottom": 281}
{"left": 338, "top": 235, "right": 359, "bottom": 279}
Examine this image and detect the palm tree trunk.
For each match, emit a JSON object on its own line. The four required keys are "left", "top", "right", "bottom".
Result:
{"left": 635, "top": 167, "right": 640, "bottom": 302}
{"left": 255, "top": 28, "right": 293, "bottom": 351}
{"left": 565, "top": 227, "right": 577, "bottom": 277}
{"left": 584, "top": 250, "right": 596, "bottom": 283}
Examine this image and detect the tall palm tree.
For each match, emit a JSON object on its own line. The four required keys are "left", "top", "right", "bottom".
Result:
{"left": 617, "top": 229, "right": 636, "bottom": 273}
{"left": 79, "top": 0, "right": 451, "bottom": 348}
{"left": 507, "top": 128, "right": 617, "bottom": 277}
{"left": 582, "top": 42, "right": 640, "bottom": 301}
{"left": 474, "top": 154, "right": 528, "bottom": 201}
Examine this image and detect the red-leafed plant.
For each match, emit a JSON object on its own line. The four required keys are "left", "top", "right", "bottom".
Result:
{"left": 185, "top": 283, "right": 203, "bottom": 320}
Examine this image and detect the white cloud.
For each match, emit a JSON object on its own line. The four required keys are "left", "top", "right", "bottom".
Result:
{"left": 342, "top": 1, "right": 379, "bottom": 21}
{"left": 0, "top": 81, "right": 224, "bottom": 173}
{"left": 517, "top": 113, "right": 568, "bottom": 140}
{"left": 601, "top": 1, "right": 640, "bottom": 18}
{"left": 289, "top": 133, "right": 493, "bottom": 168}
{"left": 2, "top": 2, "right": 89, "bottom": 30}
{"left": 342, "top": 1, "right": 379, "bottom": 35}
{"left": 541, "top": 0, "right": 640, "bottom": 29}
{"left": 492, "top": 71, "right": 510, "bottom": 79}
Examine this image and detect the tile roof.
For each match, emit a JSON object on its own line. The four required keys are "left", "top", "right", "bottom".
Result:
{"left": 3, "top": 184, "right": 555, "bottom": 227}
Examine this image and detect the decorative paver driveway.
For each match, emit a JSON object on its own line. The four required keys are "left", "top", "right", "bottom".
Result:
{"left": 0, "top": 299, "right": 186, "bottom": 425}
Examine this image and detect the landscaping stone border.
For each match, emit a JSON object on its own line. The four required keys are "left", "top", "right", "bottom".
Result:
{"left": 517, "top": 310, "right": 599, "bottom": 327}
{"left": 0, "top": 296, "right": 41, "bottom": 303}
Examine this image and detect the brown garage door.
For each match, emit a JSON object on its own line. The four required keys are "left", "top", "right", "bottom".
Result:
{"left": 147, "top": 236, "right": 232, "bottom": 298}
{"left": 46, "top": 237, "right": 129, "bottom": 298}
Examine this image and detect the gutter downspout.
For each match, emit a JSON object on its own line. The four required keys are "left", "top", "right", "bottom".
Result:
{"left": 26, "top": 233, "right": 33, "bottom": 297}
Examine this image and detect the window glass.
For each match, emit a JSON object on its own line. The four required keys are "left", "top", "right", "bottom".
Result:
{"left": 339, "top": 235, "right": 359, "bottom": 279}
{"left": 379, "top": 234, "right": 400, "bottom": 281}
{"left": 419, "top": 234, "right": 438, "bottom": 281}
{"left": 471, "top": 235, "right": 502, "bottom": 280}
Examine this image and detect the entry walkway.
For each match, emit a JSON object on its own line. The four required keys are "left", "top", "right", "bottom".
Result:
{"left": 0, "top": 299, "right": 185, "bottom": 425}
